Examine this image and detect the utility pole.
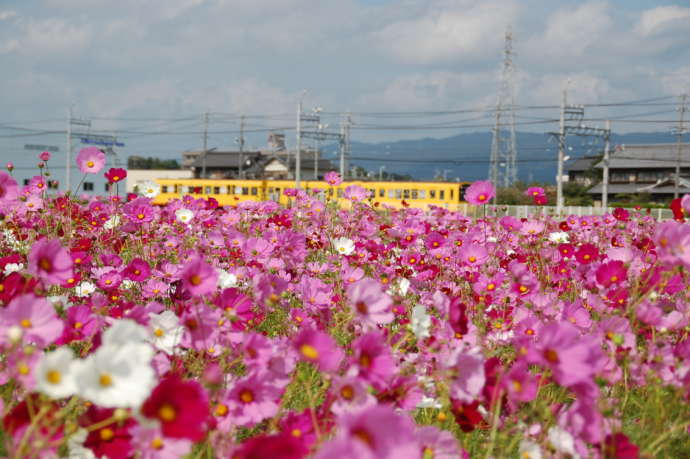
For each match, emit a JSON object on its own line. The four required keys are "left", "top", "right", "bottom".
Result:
{"left": 66, "top": 107, "right": 72, "bottom": 192}
{"left": 296, "top": 94, "right": 305, "bottom": 188}
{"left": 238, "top": 115, "right": 245, "bottom": 179}
{"left": 379, "top": 165, "right": 385, "bottom": 180}
{"left": 340, "top": 114, "right": 351, "bottom": 178}
{"left": 602, "top": 120, "right": 611, "bottom": 210}
{"left": 556, "top": 88, "right": 566, "bottom": 214}
{"left": 674, "top": 93, "right": 687, "bottom": 199}
{"left": 201, "top": 112, "right": 209, "bottom": 178}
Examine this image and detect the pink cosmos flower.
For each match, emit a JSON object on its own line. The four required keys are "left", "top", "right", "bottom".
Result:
{"left": 28, "top": 238, "right": 74, "bottom": 286}
{"left": 681, "top": 193, "right": 690, "bottom": 215}
{"left": 464, "top": 180, "right": 495, "bottom": 205}
{"left": 315, "top": 405, "right": 419, "bottom": 459}
{"left": 502, "top": 360, "right": 537, "bottom": 405}
{"left": 448, "top": 351, "right": 485, "bottom": 403}
{"left": 343, "top": 185, "right": 371, "bottom": 202}
{"left": 324, "top": 171, "right": 343, "bottom": 186}
{"left": 130, "top": 425, "right": 192, "bottom": 459}
{"left": 529, "top": 321, "right": 603, "bottom": 388}
{"left": 180, "top": 256, "right": 218, "bottom": 297}
{"left": 223, "top": 374, "right": 281, "bottom": 427}
{"left": 0, "top": 294, "right": 64, "bottom": 347}
{"left": 76, "top": 147, "right": 106, "bottom": 174}
{"left": 39, "top": 151, "right": 51, "bottom": 161}
{"left": 346, "top": 278, "right": 394, "bottom": 326}
{"left": 330, "top": 376, "right": 377, "bottom": 415}
{"left": 351, "top": 331, "right": 396, "bottom": 390}
{"left": 0, "top": 171, "right": 19, "bottom": 203}
{"left": 123, "top": 197, "right": 155, "bottom": 224}
{"left": 294, "top": 328, "right": 343, "bottom": 373}
{"left": 458, "top": 243, "right": 488, "bottom": 266}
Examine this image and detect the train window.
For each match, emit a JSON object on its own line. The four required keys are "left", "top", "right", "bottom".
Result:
{"left": 450, "top": 189, "right": 454, "bottom": 200}
{"left": 251, "top": 187, "right": 258, "bottom": 196}
{"left": 411, "top": 189, "right": 418, "bottom": 199}
{"left": 369, "top": 189, "right": 375, "bottom": 197}
{"left": 242, "top": 187, "right": 248, "bottom": 195}
{"left": 379, "top": 189, "right": 385, "bottom": 198}
{"left": 439, "top": 190, "right": 445, "bottom": 200}
{"left": 161, "top": 186, "right": 168, "bottom": 193}
{"left": 337, "top": 189, "right": 344, "bottom": 198}
{"left": 419, "top": 190, "right": 426, "bottom": 199}
{"left": 430, "top": 190, "right": 436, "bottom": 199}
{"left": 328, "top": 188, "right": 334, "bottom": 196}
{"left": 395, "top": 189, "right": 402, "bottom": 199}
{"left": 213, "top": 187, "right": 220, "bottom": 194}
{"left": 388, "top": 190, "right": 394, "bottom": 199}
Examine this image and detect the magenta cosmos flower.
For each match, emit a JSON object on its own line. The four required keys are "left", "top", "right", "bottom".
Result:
{"left": 76, "top": 147, "right": 106, "bottom": 174}
{"left": 180, "top": 256, "right": 218, "bottom": 297}
{"left": 346, "top": 278, "right": 393, "bottom": 326}
{"left": 28, "top": 238, "right": 74, "bottom": 286}
{"left": 464, "top": 180, "right": 495, "bottom": 205}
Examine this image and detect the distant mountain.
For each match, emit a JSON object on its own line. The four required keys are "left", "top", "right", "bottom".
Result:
{"left": 323, "top": 131, "right": 679, "bottom": 183}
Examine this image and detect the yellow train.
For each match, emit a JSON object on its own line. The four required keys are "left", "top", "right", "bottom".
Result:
{"left": 151, "top": 178, "right": 473, "bottom": 210}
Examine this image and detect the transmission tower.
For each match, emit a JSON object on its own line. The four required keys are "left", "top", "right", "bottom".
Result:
{"left": 489, "top": 26, "right": 518, "bottom": 188}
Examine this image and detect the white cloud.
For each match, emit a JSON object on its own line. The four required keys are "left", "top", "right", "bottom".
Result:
{"left": 527, "top": 1, "right": 611, "bottom": 59}
{"left": 0, "top": 10, "right": 16, "bottom": 21}
{"left": 636, "top": 6, "right": 690, "bottom": 36}
{"left": 362, "top": 70, "right": 496, "bottom": 110}
{"left": 376, "top": 0, "right": 518, "bottom": 63}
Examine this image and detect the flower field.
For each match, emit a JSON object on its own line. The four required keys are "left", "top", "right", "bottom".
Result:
{"left": 0, "top": 150, "right": 690, "bottom": 458}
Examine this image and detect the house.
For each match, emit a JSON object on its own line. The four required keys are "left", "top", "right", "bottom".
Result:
{"left": 185, "top": 149, "right": 336, "bottom": 180}
{"left": 582, "top": 143, "right": 690, "bottom": 202}
{"left": 567, "top": 156, "right": 601, "bottom": 186}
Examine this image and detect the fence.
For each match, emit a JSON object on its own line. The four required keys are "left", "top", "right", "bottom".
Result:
{"left": 456, "top": 204, "right": 675, "bottom": 221}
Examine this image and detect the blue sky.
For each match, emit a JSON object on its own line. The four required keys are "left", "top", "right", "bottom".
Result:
{"left": 1, "top": 0, "right": 689, "bottom": 161}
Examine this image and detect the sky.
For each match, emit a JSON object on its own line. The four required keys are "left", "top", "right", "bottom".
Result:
{"left": 1, "top": 0, "right": 689, "bottom": 168}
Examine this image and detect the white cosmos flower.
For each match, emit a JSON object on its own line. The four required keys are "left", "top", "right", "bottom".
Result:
{"left": 139, "top": 180, "right": 161, "bottom": 198}
{"left": 35, "top": 347, "right": 77, "bottom": 399}
{"left": 175, "top": 208, "right": 194, "bottom": 224}
{"left": 416, "top": 396, "right": 442, "bottom": 409}
{"left": 103, "top": 319, "right": 150, "bottom": 348}
{"left": 3, "top": 263, "right": 23, "bottom": 276}
{"left": 332, "top": 237, "right": 355, "bottom": 255}
{"left": 67, "top": 429, "right": 96, "bottom": 459}
{"left": 73, "top": 342, "right": 156, "bottom": 408}
{"left": 398, "top": 278, "right": 410, "bottom": 296}
{"left": 217, "top": 269, "right": 238, "bottom": 289}
{"left": 548, "top": 426, "right": 579, "bottom": 458}
{"left": 519, "top": 440, "right": 542, "bottom": 459}
{"left": 410, "top": 305, "right": 432, "bottom": 340}
{"left": 103, "top": 215, "right": 121, "bottom": 230}
{"left": 148, "top": 310, "right": 184, "bottom": 355}
{"left": 75, "top": 281, "right": 96, "bottom": 298}
{"left": 548, "top": 231, "right": 570, "bottom": 243}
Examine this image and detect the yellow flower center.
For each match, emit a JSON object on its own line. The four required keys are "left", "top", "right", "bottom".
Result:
{"left": 20, "top": 319, "right": 32, "bottom": 328}
{"left": 46, "top": 370, "right": 61, "bottom": 384}
{"left": 239, "top": 389, "right": 254, "bottom": 404}
{"left": 87, "top": 161, "right": 95, "bottom": 168}
{"left": 99, "top": 373, "right": 113, "bottom": 387}
{"left": 190, "top": 274, "right": 202, "bottom": 286}
{"left": 154, "top": 328, "right": 164, "bottom": 337}
{"left": 215, "top": 403, "right": 228, "bottom": 417}
{"left": 151, "top": 437, "right": 164, "bottom": 450}
{"left": 158, "top": 403, "right": 176, "bottom": 422}
{"left": 300, "top": 344, "right": 319, "bottom": 360}
{"left": 100, "top": 428, "right": 114, "bottom": 441}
